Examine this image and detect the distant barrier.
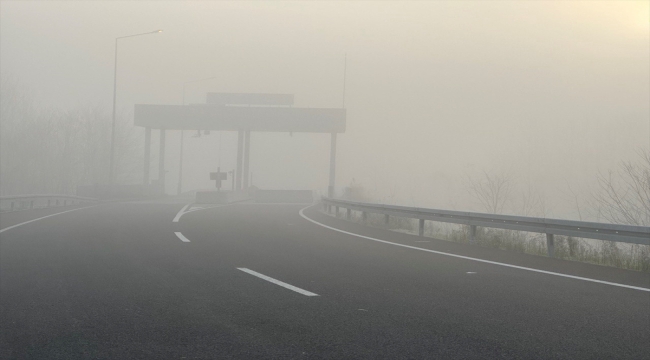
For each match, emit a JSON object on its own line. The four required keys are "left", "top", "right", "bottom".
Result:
{"left": 254, "top": 190, "right": 313, "bottom": 204}
{"left": 195, "top": 190, "right": 251, "bottom": 204}
{"left": 0, "top": 194, "right": 98, "bottom": 212}
{"left": 320, "top": 197, "right": 650, "bottom": 258}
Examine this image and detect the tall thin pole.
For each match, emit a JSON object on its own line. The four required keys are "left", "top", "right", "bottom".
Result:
{"left": 177, "top": 85, "right": 187, "bottom": 195}
{"left": 108, "top": 38, "right": 118, "bottom": 186}
{"left": 343, "top": 53, "right": 347, "bottom": 108}
{"left": 328, "top": 54, "right": 346, "bottom": 198}
{"left": 108, "top": 30, "right": 162, "bottom": 188}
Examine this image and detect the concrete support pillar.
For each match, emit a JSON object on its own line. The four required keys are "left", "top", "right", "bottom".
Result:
{"left": 546, "top": 233, "right": 555, "bottom": 258}
{"left": 177, "top": 130, "right": 184, "bottom": 195}
{"left": 419, "top": 219, "right": 425, "bottom": 237}
{"left": 236, "top": 130, "right": 244, "bottom": 191}
{"left": 158, "top": 129, "right": 166, "bottom": 194}
{"left": 143, "top": 127, "right": 151, "bottom": 186}
{"left": 328, "top": 132, "right": 337, "bottom": 198}
{"left": 243, "top": 130, "right": 251, "bottom": 189}
{"left": 469, "top": 225, "right": 477, "bottom": 244}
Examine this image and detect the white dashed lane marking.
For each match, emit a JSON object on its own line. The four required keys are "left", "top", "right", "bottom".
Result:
{"left": 237, "top": 268, "right": 319, "bottom": 297}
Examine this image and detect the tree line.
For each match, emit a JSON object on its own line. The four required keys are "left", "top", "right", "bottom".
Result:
{"left": 0, "top": 76, "right": 142, "bottom": 196}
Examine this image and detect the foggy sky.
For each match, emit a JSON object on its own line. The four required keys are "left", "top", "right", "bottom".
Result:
{"left": 1, "top": 1, "right": 649, "bottom": 219}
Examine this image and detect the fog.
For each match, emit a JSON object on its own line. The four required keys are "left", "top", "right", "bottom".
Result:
{"left": 1, "top": 1, "right": 649, "bottom": 220}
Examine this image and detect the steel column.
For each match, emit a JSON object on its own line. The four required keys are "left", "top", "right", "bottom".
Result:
{"left": 236, "top": 130, "right": 244, "bottom": 190}
{"left": 158, "top": 129, "right": 166, "bottom": 193}
{"left": 469, "top": 225, "right": 477, "bottom": 244}
{"left": 328, "top": 132, "right": 337, "bottom": 198}
{"left": 143, "top": 127, "right": 151, "bottom": 186}
{"left": 177, "top": 130, "right": 184, "bottom": 195}
{"left": 547, "top": 233, "right": 555, "bottom": 258}
{"left": 243, "top": 130, "right": 251, "bottom": 189}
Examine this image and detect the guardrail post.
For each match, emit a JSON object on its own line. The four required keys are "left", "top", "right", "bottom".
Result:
{"left": 335, "top": 206, "right": 339, "bottom": 217}
{"left": 47, "top": 199, "right": 51, "bottom": 207}
{"left": 30, "top": 200, "right": 34, "bottom": 209}
{"left": 362, "top": 211, "right": 367, "bottom": 222}
{"left": 384, "top": 214, "right": 389, "bottom": 224}
{"left": 418, "top": 219, "right": 425, "bottom": 236}
{"left": 346, "top": 208, "right": 351, "bottom": 220}
{"left": 10, "top": 202, "right": 14, "bottom": 211}
{"left": 546, "top": 233, "right": 555, "bottom": 258}
{"left": 469, "top": 225, "right": 477, "bottom": 244}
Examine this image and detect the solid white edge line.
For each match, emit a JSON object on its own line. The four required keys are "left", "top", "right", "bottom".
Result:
{"left": 237, "top": 268, "right": 319, "bottom": 296}
{"left": 0, "top": 205, "right": 98, "bottom": 234}
{"left": 174, "top": 231, "right": 191, "bottom": 242}
{"left": 298, "top": 205, "right": 650, "bottom": 292}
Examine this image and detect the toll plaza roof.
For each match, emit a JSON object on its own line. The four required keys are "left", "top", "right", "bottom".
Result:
{"left": 134, "top": 104, "right": 346, "bottom": 133}
{"left": 206, "top": 92, "right": 294, "bottom": 106}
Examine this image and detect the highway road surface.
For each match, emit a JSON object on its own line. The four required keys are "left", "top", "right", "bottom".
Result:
{"left": 1, "top": 199, "right": 649, "bottom": 359}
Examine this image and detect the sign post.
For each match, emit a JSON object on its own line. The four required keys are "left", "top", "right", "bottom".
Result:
{"left": 210, "top": 167, "right": 228, "bottom": 191}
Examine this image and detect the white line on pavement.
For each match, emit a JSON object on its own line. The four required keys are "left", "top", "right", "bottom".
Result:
{"left": 172, "top": 203, "right": 232, "bottom": 223}
{"left": 237, "top": 268, "right": 319, "bottom": 296}
{"left": 298, "top": 206, "right": 650, "bottom": 292}
{"left": 172, "top": 204, "right": 191, "bottom": 222}
{"left": 0, "top": 206, "right": 97, "bottom": 234}
{"left": 174, "top": 232, "right": 191, "bottom": 242}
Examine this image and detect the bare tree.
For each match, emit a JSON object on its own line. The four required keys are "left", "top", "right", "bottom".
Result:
{"left": 0, "top": 75, "right": 142, "bottom": 195}
{"left": 591, "top": 149, "right": 650, "bottom": 226}
{"left": 519, "top": 184, "right": 547, "bottom": 217}
{"left": 466, "top": 171, "right": 514, "bottom": 214}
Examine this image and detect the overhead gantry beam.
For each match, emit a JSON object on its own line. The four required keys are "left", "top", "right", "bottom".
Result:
{"left": 134, "top": 105, "right": 346, "bottom": 133}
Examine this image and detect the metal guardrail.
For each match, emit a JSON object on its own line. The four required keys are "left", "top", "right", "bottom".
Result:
{"left": 0, "top": 194, "right": 98, "bottom": 212}
{"left": 321, "top": 197, "right": 650, "bottom": 257}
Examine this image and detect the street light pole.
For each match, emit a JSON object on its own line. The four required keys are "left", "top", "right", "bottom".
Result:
{"left": 177, "top": 76, "right": 215, "bottom": 195}
{"left": 108, "top": 29, "right": 162, "bottom": 188}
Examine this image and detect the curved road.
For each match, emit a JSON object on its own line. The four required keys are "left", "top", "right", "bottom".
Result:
{"left": 1, "top": 199, "right": 649, "bottom": 359}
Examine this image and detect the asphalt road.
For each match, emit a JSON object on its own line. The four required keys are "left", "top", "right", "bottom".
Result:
{"left": 1, "top": 200, "right": 649, "bottom": 359}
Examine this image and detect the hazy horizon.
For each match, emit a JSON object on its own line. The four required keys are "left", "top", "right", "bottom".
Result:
{"left": 2, "top": 1, "right": 649, "bottom": 220}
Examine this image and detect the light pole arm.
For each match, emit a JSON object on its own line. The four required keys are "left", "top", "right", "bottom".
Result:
{"left": 117, "top": 30, "right": 162, "bottom": 40}
{"left": 108, "top": 29, "right": 161, "bottom": 187}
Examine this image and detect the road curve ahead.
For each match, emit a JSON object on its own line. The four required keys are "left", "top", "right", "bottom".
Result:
{"left": 1, "top": 200, "right": 649, "bottom": 359}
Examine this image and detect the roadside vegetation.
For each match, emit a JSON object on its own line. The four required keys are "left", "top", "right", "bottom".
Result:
{"left": 332, "top": 153, "right": 650, "bottom": 272}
